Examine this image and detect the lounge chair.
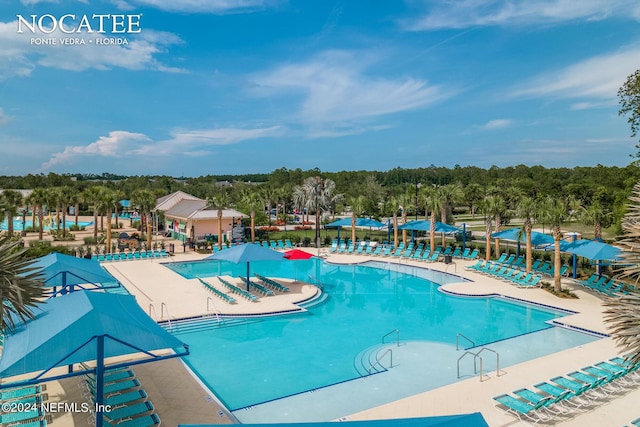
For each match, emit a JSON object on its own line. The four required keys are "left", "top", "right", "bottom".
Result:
{"left": 346, "top": 242, "right": 356, "bottom": 254}
{"left": 329, "top": 239, "right": 339, "bottom": 253}
{"left": 391, "top": 243, "right": 405, "bottom": 257}
{"left": 420, "top": 249, "right": 431, "bottom": 261}
{"left": 0, "top": 409, "right": 44, "bottom": 425}
{"left": 492, "top": 393, "right": 552, "bottom": 423}
{"left": 269, "top": 241, "right": 277, "bottom": 249}
{"left": 530, "top": 259, "right": 542, "bottom": 271}
{"left": 442, "top": 246, "right": 452, "bottom": 256}
{"left": 0, "top": 385, "right": 45, "bottom": 400}
{"left": 104, "top": 413, "right": 161, "bottom": 427}
{"left": 426, "top": 250, "right": 441, "bottom": 262}
{"left": 460, "top": 248, "right": 470, "bottom": 258}
{"left": 464, "top": 249, "right": 479, "bottom": 259}
{"left": 401, "top": 243, "right": 415, "bottom": 257}
{"left": 466, "top": 260, "right": 484, "bottom": 270}
{"left": 371, "top": 246, "right": 383, "bottom": 256}
{"left": 502, "top": 254, "right": 516, "bottom": 265}
{"left": 452, "top": 247, "right": 462, "bottom": 258}
{"left": 411, "top": 244, "right": 425, "bottom": 259}
{"left": 495, "top": 253, "right": 508, "bottom": 263}
{"left": 285, "top": 239, "right": 294, "bottom": 248}
{"left": 103, "top": 401, "right": 154, "bottom": 423}
{"left": 337, "top": 241, "right": 347, "bottom": 253}
{"left": 534, "top": 381, "right": 585, "bottom": 409}
{"left": 355, "top": 241, "right": 367, "bottom": 254}
{"left": 550, "top": 376, "right": 594, "bottom": 403}
{"left": 512, "top": 387, "right": 568, "bottom": 415}
{"left": 277, "top": 240, "right": 285, "bottom": 249}
{"left": 381, "top": 246, "right": 393, "bottom": 256}
{"left": 511, "top": 255, "right": 525, "bottom": 268}
{"left": 515, "top": 274, "right": 542, "bottom": 288}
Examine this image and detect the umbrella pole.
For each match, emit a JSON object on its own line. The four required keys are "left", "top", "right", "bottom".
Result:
{"left": 246, "top": 263, "right": 250, "bottom": 292}
{"left": 95, "top": 335, "right": 105, "bottom": 427}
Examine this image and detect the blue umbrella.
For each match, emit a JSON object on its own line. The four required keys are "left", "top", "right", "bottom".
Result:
{"left": 205, "top": 244, "right": 285, "bottom": 290}
{"left": 491, "top": 227, "right": 554, "bottom": 247}
{"left": 326, "top": 217, "right": 386, "bottom": 240}
{"left": 398, "top": 220, "right": 461, "bottom": 233}
{"left": 559, "top": 239, "right": 622, "bottom": 261}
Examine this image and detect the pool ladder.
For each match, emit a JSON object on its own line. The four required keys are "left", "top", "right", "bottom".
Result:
{"left": 149, "top": 302, "right": 173, "bottom": 331}
{"left": 366, "top": 329, "right": 400, "bottom": 374}
{"left": 456, "top": 345, "right": 502, "bottom": 382}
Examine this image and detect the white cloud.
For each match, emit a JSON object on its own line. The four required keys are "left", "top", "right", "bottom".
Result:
{"left": 0, "top": 20, "right": 184, "bottom": 80}
{"left": 511, "top": 46, "right": 640, "bottom": 102}
{"left": 41, "top": 126, "right": 282, "bottom": 170}
{"left": 116, "top": 0, "right": 279, "bottom": 14}
{"left": 404, "top": 0, "right": 640, "bottom": 31}
{"left": 0, "top": 108, "right": 11, "bottom": 125}
{"left": 250, "top": 50, "right": 453, "bottom": 125}
{"left": 480, "top": 118, "right": 513, "bottom": 130}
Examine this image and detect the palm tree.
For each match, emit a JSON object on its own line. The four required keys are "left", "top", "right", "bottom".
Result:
{"left": 240, "top": 191, "right": 263, "bottom": 243}
{"left": 261, "top": 187, "right": 279, "bottom": 226}
{"left": 44, "top": 187, "right": 61, "bottom": 233}
{"left": 1, "top": 190, "right": 24, "bottom": 238}
{"left": 57, "top": 185, "right": 75, "bottom": 237}
{"left": 112, "top": 190, "right": 125, "bottom": 229}
{"left": 83, "top": 186, "right": 104, "bottom": 239}
{"left": 293, "top": 177, "right": 341, "bottom": 249}
{"left": 540, "top": 197, "right": 568, "bottom": 292}
{"left": 131, "top": 189, "right": 156, "bottom": 250}
{"left": 480, "top": 195, "right": 505, "bottom": 261}
{"left": 580, "top": 202, "right": 609, "bottom": 241}
{"left": 464, "top": 183, "right": 483, "bottom": 218}
{"left": 207, "top": 191, "right": 231, "bottom": 250}
{"left": 28, "top": 188, "right": 47, "bottom": 240}
{"left": 0, "top": 236, "right": 45, "bottom": 333}
{"left": 516, "top": 196, "right": 537, "bottom": 273}
{"left": 100, "top": 188, "right": 119, "bottom": 253}
{"left": 347, "top": 195, "right": 367, "bottom": 244}
{"left": 398, "top": 192, "right": 413, "bottom": 245}
{"left": 438, "top": 184, "right": 464, "bottom": 225}
{"left": 423, "top": 189, "right": 443, "bottom": 252}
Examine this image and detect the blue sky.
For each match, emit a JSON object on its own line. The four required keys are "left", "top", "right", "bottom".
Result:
{"left": 1, "top": 1, "right": 640, "bottom": 176}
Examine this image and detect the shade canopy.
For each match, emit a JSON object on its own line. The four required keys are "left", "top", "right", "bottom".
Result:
{"left": 0, "top": 291, "right": 186, "bottom": 378}
{"left": 205, "top": 244, "right": 285, "bottom": 290}
{"left": 325, "top": 217, "right": 386, "bottom": 229}
{"left": 491, "top": 227, "right": 555, "bottom": 247}
{"left": 284, "top": 249, "right": 314, "bottom": 260}
{"left": 398, "top": 220, "right": 461, "bottom": 234}
{"left": 559, "top": 239, "right": 622, "bottom": 261}
{"left": 31, "top": 252, "right": 117, "bottom": 295}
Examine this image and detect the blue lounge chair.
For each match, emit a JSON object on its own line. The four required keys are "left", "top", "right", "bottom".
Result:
{"left": 512, "top": 387, "right": 568, "bottom": 415}
{"left": 464, "top": 249, "right": 479, "bottom": 259}
{"left": 411, "top": 244, "right": 425, "bottom": 259}
{"left": 104, "top": 413, "right": 161, "bottom": 427}
{"left": 371, "top": 246, "right": 382, "bottom": 256}
{"left": 420, "top": 249, "right": 431, "bottom": 261}
{"left": 530, "top": 259, "right": 542, "bottom": 270}
{"left": 285, "top": 239, "right": 294, "bottom": 248}
{"left": 391, "top": 243, "right": 405, "bottom": 257}
{"left": 337, "top": 241, "right": 347, "bottom": 253}
{"left": 492, "top": 393, "right": 551, "bottom": 423}
{"left": 277, "top": 240, "right": 285, "bottom": 249}
{"left": 511, "top": 255, "right": 525, "bottom": 268}
{"left": 346, "top": 242, "right": 356, "bottom": 254}
{"left": 460, "top": 248, "right": 470, "bottom": 258}
{"left": 269, "top": 241, "right": 277, "bottom": 249}
{"left": 452, "top": 247, "right": 462, "bottom": 258}
{"left": 495, "top": 253, "right": 508, "bottom": 263}
{"left": 466, "top": 259, "right": 484, "bottom": 270}
{"left": 104, "top": 401, "right": 154, "bottom": 423}
{"left": 401, "top": 243, "right": 415, "bottom": 257}
{"left": 329, "top": 239, "right": 339, "bottom": 253}
{"left": 515, "top": 274, "right": 542, "bottom": 288}
{"left": 355, "top": 241, "right": 367, "bottom": 254}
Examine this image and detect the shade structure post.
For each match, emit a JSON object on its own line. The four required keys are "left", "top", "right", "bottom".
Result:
{"left": 462, "top": 223, "right": 466, "bottom": 250}
{"left": 95, "top": 335, "right": 105, "bottom": 427}
{"left": 246, "top": 263, "right": 251, "bottom": 291}
{"left": 572, "top": 234, "right": 577, "bottom": 279}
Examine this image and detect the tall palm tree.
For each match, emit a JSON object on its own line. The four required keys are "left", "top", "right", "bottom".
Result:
{"left": 438, "top": 184, "right": 464, "bottom": 225}
{"left": 101, "top": 188, "right": 119, "bottom": 253}
{"left": 28, "top": 188, "right": 47, "bottom": 240}
{"left": 1, "top": 190, "right": 24, "bottom": 238}
{"left": 131, "top": 189, "right": 156, "bottom": 250}
{"left": 57, "top": 185, "right": 75, "bottom": 237}
{"left": 464, "top": 183, "right": 483, "bottom": 218}
{"left": 44, "top": 187, "right": 61, "bottom": 233}
{"left": 516, "top": 196, "right": 537, "bottom": 273}
{"left": 540, "top": 197, "right": 568, "bottom": 292}
{"left": 423, "top": 189, "right": 443, "bottom": 252}
{"left": 580, "top": 202, "right": 609, "bottom": 241}
{"left": 112, "top": 190, "right": 125, "bottom": 229}
{"left": 240, "top": 190, "right": 262, "bottom": 243}
{"left": 83, "top": 186, "right": 104, "bottom": 239}
{"left": 347, "top": 195, "right": 367, "bottom": 244}
{"left": 293, "top": 177, "right": 341, "bottom": 249}
{"left": 0, "top": 236, "right": 45, "bottom": 333}
{"left": 481, "top": 195, "right": 505, "bottom": 261}
{"left": 261, "top": 187, "right": 279, "bottom": 226}
{"left": 398, "top": 193, "right": 413, "bottom": 244}
{"left": 207, "top": 191, "right": 231, "bottom": 250}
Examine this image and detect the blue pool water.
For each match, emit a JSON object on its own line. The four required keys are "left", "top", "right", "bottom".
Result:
{"left": 0, "top": 219, "right": 92, "bottom": 231}
{"left": 166, "top": 259, "right": 600, "bottom": 421}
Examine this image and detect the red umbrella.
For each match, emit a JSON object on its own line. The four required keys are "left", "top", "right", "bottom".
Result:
{"left": 283, "top": 249, "right": 314, "bottom": 260}
{"left": 284, "top": 249, "right": 314, "bottom": 281}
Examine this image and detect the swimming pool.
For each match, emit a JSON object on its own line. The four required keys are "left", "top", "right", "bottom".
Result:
{"left": 166, "top": 259, "right": 600, "bottom": 422}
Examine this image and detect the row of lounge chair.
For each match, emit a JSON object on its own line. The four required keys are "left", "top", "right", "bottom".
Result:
{"left": 492, "top": 253, "right": 570, "bottom": 277}
{"left": 217, "top": 277, "right": 258, "bottom": 302}
{"left": 574, "top": 273, "right": 631, "bottom": 298}
{"left": 254, "top": 274, "right": 290, "bottom": 293}
{"left": 0, "top": 384, "right": 49, "bottom": 427}
{"left": 92, "top": 250, "right": 169, "bottom": 262}
{"left": 258, "top": 239, "right": 295, "bottom": 250}
{"left": 198, "top": 274, "right": 291, "bottom": 304}
{"left": 329, "top": 239, "right": 479, "bottom": 261}
{"left": 467, "top": 260, "right": 543, "bottom": 288}
{"left": 80, "top": 363, "right": 161, "bottom": 427}
{"left": 493, "top": 356, "right": 640, "bottom": 424}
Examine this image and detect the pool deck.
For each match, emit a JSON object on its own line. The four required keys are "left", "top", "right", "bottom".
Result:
{"left": 33, "top": 249, "right": 640, "bottom": 426}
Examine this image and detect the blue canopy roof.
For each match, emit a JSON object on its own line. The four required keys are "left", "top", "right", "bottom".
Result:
{"left": 559, "top": 239, "right": 622, "bottom": 261}
{"left": 0, "top": 291, "right": 186, "bottom": 379}
{"left": 491, "top": 227, "right": 555, "bottom": 247}
{"left": 398, "top": 220, "right": 461, "bottom": 234}
{"left": 205, "top": 243, "right": 285, "bottom": 264}
{"left": 31, "top": 252, "right": 116, "bottom": 291}
{"left": 326, "top": 217, "right": 386, "bottom": 228}
{"left": 180, "top": 413, "right": 489, "bottom": 427}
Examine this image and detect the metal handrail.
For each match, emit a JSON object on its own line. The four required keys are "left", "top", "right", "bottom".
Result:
{"left": 368, "top": 348, "right": 393, "bottom": 374}
{"left": 206, "top": 297, "right": 222, "bottom": 324}
{"left": 476, "top": 347, "right": 501, "bottom": 378}
{"left": 457, "top": 350, "right": 480, "bottom": 378}
{"left": 160, "top": 302, "right": 172, "bottom": 331}
{"left": 382, "top": 329, "right": 400, "bottom": 346}
{"left": 456, "top": 333, "right": 475, "bottom": 350}
{"left": 148, "top": 303, "right": 157, "bottom": 321}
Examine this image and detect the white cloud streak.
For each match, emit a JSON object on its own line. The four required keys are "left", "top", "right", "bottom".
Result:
{"left": 511, "top": 46, "right": 640, "bottom": 101}
{"left": 0, "top": 20, "right": 184, "bottom": 80}
{"left": 41, "top": 126, "right": 283, "bottom": 170}
{"left": 115, "top": 0, "right": 279, "bottom": 14}
{"left": 480, "top": 118, "right": 513, "bottom": 130}
{"left": 0, "top": 108, "right": 11, "bottom": 125}
{"left": 404, "top": 0, "right": 640, "bottom": 31}
{"left": 250, "top": 50, "right": 454, "bottom": 125}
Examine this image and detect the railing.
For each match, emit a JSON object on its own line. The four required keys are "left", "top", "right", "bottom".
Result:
{"left": 382, "top": 329, "right": 400, "bottom": 347}
{"left": 206, "top": 297, "right": 222, "bottom": 324}
{"left": 160, "top": 302, "right": 172, "bottom": 331}
{"left": 307, "top": 275, "right": 324, "bottom": 290}
{"left": 148, "top": 303, "right": 157, "bottom": 321}
{"left": 369, "top": 348, "right": 393, "bottom": 374}
{"left": 457, "top": 346, "right": 502, "bottom": 382}
{"left": 456, "top": 333, "right": 475, "bottom": 350}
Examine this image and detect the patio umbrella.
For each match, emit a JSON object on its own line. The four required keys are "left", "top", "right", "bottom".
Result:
{"left": 284, "top": 249, "right": 314, "bottom": 282}
{"left": 397, "top": 220, "right": 460, "bottom": 233}
{"left": 558, "top": 239, "right": 622, "bottom": 278}
{"left": 491, "top": 227, "right": 554, "bottom": 247}
{"left": 205, "top": 243, "right": 285, "bottom": 291}
{"left": 31, "top": 252, "right": 118, "bottom": 296}
{"left": 326, "top": 218, "right": 386, "bottom": 241}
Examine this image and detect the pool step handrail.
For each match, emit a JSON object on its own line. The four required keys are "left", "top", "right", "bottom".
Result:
{"left": 456, "top": 333, "right": 475, "bottom": 350}
{"left": 368, "top": 348, "right": 393, "bottom": 374}
{"left": 382, "top": 329, "right": 401, "bottom": 347}
{"left": 457, "top": 346, "right": 502, "bottom": 382}
{"left": 148, "top": 303, "right": 157, "bottom": 321}
{"left": 160, "top": 302, "right": 172, "bottom": 331}
{"left": 206, "top": 297, "right": 223, "bottom": 324}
